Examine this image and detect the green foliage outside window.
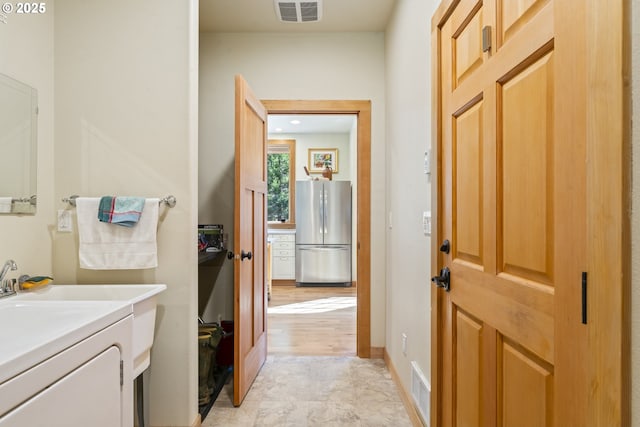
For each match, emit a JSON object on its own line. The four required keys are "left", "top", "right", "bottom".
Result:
{"left": 267, "top": 153, "right": 290, "bottom": 222}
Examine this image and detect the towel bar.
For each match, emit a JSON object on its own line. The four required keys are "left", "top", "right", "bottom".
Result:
{"left": 62, "top": 195, "right": 177, "bottom": 208}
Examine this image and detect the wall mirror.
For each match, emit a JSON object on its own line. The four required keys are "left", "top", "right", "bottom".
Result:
{"left": 0, "top": 73, "right": 37, "bottom": 214}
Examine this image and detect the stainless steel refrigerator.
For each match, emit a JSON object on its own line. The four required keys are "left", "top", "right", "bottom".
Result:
{"left": 295, "top": 180, "right": 352, "bottom": 286}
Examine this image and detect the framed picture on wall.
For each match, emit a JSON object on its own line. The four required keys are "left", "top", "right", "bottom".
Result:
{"left": 308, "top": 148, "right": 338, "bottom": 173}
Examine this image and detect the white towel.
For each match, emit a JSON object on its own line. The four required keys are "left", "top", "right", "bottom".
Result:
{"left": 0, "top": 197, "right": 12, "bottom": 213}
{"left": 76, "top": 197, "right": 159, "bottom": 269}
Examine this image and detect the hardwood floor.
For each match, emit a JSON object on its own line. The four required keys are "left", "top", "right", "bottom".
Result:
{"left": 267, "top": 285, "right": 356, "bottom": 356}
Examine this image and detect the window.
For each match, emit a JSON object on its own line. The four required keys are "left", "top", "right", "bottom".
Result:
{"left": 267, "top": 139, "right": 296, "bottom": 225}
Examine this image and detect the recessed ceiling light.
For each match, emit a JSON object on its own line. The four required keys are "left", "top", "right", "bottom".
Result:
{"left": 275, "top": 127, "right": 283, "bottom": 132}
{"left": 290, "top": 120, "right": 301, "bottom": 125}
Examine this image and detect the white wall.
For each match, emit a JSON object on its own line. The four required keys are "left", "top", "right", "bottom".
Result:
{"left": 384, "top": 0, "right": 440, "bottom": 405}
{"left": 271, "top": 132, "right": 353, "bottom": 181}
{"left": 199, "top": 32, "right": 387, "bottom": 345}
{"left": 0, "top": 4, "right": 54, "bottom": 278}
{"left": 52, "top": 1, "right": 199, "bottom": 426}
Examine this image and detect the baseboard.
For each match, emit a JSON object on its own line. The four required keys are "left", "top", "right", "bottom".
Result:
{"left": 383, "top": 348, "right": 426, "bottom": 427}
{"left": 272, "top": 279, "right": 296, "bottom": 286}
{"left": 370, "top": 346, "right": 384, "bottom": 359}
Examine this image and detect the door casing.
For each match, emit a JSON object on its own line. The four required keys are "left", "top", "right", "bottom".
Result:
{"left": 262, "top": 99, "right": 372, "bottom": 357}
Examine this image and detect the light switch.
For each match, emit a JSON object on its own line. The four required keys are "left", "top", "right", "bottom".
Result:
{"left": 58, "top": 210, "right": 73, "bottom": 232}
{"left": 423, "top": 211, "right": 431, "bottom": 236}
{"left": 424, "top": 150, "right": 431, "bottom": 175}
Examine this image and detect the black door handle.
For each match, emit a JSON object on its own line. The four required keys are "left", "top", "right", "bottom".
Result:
{"left": 240, "top": 250, "right": 252, "bottom": 261}
{"left": 431, "top": 267, "right": 451, "bottom": 292}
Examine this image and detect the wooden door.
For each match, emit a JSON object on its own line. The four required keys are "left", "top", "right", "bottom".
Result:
{"left": 431, "top": 0, "right": 627, "bottom": 426}
{"left": 233, "top": 74, "right": 268, "bottom": 406}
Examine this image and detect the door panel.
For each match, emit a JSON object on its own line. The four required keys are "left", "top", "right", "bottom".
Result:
{"left": 295, "top": 180, "right": 324, "bottom": 245}
{"left": 498, "top": 0, "right": 549, "bottom": 47}
{"left": 499, "top": 51, "right": 554, "bottom": 282}
{"left": 323, "top": 181, "right": 352, "bottom": 245}
{"left": 500, "top": 338, "right": 553, "bottom": 427}
{"left": 296, "top": 245, "right": 351, "bottom": 284}
{"left": 234, "top": 74, "right": 268, "bottom": 406}
{"left": 454, "top": 99, "right": 483, "bottom": 265}
{"left": 455, "top": 309, "right": 483, "bottom": 427}
{"left": 453, "top": 4, "right": 484, "bottom": 87}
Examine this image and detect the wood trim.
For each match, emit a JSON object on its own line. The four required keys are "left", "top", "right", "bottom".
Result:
{"left": 267, "top": 223, "right": 296, "bottom": 230}
{"left": 383, "top": 348, "right": 426, "bottom": 427}
{"left": 430, "top": 5, "right": 444, "bottom": 427}
{"left": 262, "top": 99, "right": 372, "bottom": 359}
{"left": 370, "top": 346, "right": 384, "bottom": 359}
{"left": 272, "top": 279, "right": 296, "bottom": 286}
{"left": 587, "top": 0, "right": 630, "bottom": 425}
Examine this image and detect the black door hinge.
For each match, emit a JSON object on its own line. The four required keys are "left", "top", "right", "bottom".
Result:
{"left": 120, "top": 360, "right": 124, "bottom": 387}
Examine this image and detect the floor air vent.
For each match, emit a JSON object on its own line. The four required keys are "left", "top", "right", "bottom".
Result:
{"left": 274, "top": 1, "right": 322, "bottom": 23}
{"left": 411, "top": 361, "right": 430, "bottom": 426}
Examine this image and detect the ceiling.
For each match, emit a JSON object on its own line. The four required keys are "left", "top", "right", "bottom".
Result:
{"left": 200, "top": 0, "right": 394, "bottom": 134}
{"left": 199, "top": 0, "right": 397, "bottom": 33}
{"left": 268, "top": 114, "right": 356, "bottom": 135}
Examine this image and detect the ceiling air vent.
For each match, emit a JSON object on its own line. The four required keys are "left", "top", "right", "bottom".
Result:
{"left": 274, "top": 0, "right": 322, "bottom": 23}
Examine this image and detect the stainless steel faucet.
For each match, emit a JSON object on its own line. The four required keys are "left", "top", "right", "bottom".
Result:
{"left": 0, "top": 259, "right": 17, "bottom": 297}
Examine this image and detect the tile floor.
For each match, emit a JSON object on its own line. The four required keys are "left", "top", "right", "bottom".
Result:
{"left": 202, "top": 355, "right": 414, "bottom": 427}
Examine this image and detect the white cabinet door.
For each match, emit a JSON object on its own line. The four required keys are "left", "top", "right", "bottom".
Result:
{"left": 269, "top": 233, "right": 295, "bottom": 280}
{"left": 0, "top": 346, "right": 122, "bottom": 427}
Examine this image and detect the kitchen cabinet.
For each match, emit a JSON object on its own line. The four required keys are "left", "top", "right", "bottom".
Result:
{"left": 268, "top": 232, "right": 295, "bottom": 281}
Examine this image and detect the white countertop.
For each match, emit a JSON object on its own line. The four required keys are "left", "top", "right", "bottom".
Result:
{"left": 267, "top": 228, "right": 296, "bottom": 234}
{"left": 0, "top": 300, "right": 131, "bottom": 384}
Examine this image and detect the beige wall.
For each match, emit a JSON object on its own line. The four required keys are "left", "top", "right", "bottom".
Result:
{"left": 0, "top": 2, "right": 199, "bottom": 425}
{"left": 199, "top": 32, "right": 387, "bottom": 345}
{"left": 271, "top": 132, "right": 353, "bottom": 181}
{"left": 0, "top": 3, "right": 54, "bottom": 277}
{"left": 52, "top": 1, "right": 199, "bottom": 426}
{"left": 384, "top": 0, "right": 440, "bottom": 405}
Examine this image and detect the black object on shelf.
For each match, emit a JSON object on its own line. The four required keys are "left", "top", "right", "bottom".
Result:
{"left": 198, "top": 249, "right": 227, "bottom": 266}
{"left": 198, "top": 224, "right": 225, "bottom": 253}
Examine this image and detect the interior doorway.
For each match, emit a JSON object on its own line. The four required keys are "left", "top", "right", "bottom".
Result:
{"left": 262, "top": 99, "right": 372, "bottom": 358}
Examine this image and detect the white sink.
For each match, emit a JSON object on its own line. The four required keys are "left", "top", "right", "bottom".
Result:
{"left": 14, "top": 284, "right": 166, "bottom": 377}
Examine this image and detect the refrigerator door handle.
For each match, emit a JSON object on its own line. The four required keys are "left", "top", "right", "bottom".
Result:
{"left": 323, "top": 188, "right": 328, "bottom": 235}
{"left": 319, "top": 189, "right": 324, "bottom": 235}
